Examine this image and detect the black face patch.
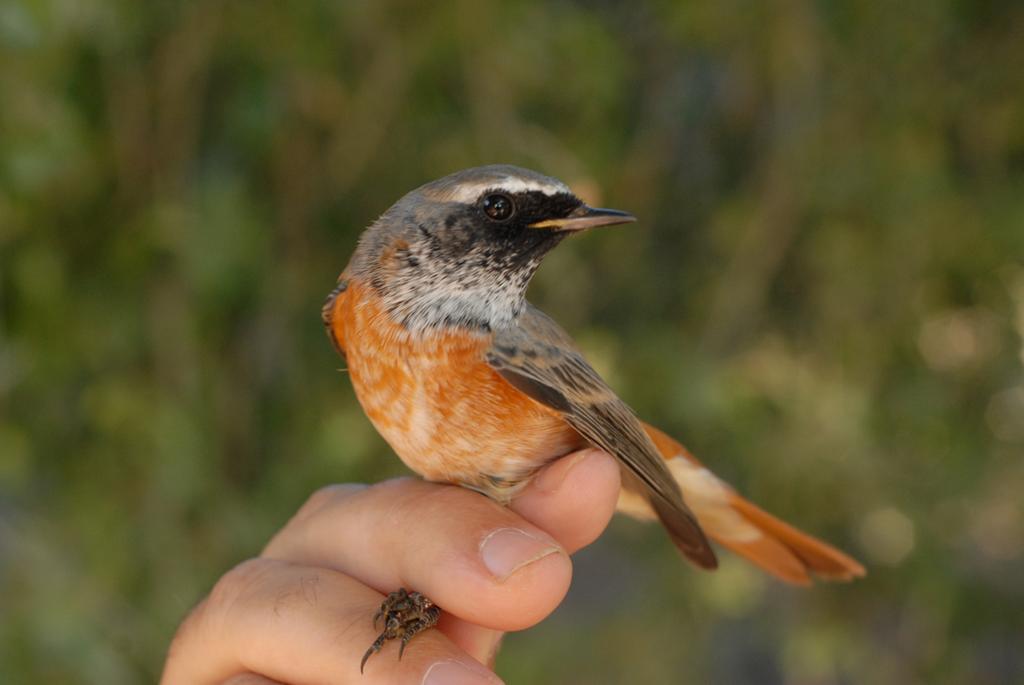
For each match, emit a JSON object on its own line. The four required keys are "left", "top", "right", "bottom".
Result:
{"left": 445, "top": 190, "right": 582, "bottom": 270}
{"left": 424, "top": 190, "right": 580, "bottom": 271}
{"left": 475, "top": 190, "right": 582, "bottom": 228}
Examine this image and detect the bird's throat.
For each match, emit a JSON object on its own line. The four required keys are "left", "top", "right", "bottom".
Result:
{"left": 379, "top": 277, "right": 530, "bottom": 334}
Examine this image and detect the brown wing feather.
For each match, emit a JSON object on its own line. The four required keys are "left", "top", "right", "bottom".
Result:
{"left": 487, "top": 305, "right": 717, "bottom": 569}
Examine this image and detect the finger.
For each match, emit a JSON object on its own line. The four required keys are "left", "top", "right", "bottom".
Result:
{"left": 436, "top": 614, "right": 504, "bottom": 669}
{"left": 262, "top": 479, "right": 572, "bottom": 632}
{"left": 510, "top": 448, "right": 621, "bottom": 553}
{"left": 439, "top": 450, "right": 619, "bottom": 664}
{"left": 162, "top": 558, "right": 501, "bottom": 685}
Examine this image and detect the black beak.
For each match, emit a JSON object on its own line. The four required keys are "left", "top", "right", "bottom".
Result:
{"left": 528, "top": 205, "right": 637, "bottom": 232}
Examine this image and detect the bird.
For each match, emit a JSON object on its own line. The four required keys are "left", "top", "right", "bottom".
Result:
{"left": 321, "top": 165, "right": 865, "bottom": 670}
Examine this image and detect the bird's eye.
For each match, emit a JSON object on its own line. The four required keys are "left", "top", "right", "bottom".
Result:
{"left": 482, "top": 193, "right": 515, "bottom": 221}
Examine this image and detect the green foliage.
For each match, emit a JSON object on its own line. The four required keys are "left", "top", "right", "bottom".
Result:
{"left": 2, "top": 1, "right": 1023, "bottom": 682}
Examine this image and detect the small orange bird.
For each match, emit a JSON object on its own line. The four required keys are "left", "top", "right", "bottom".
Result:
{"left": 323, "top": 165, "right": 864, "bottom": 668}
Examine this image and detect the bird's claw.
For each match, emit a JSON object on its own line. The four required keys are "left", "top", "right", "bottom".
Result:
{"left": 360, "top": 588, "right": 440, "bottom": 673}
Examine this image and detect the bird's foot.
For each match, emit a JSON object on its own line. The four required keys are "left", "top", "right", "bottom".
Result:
{"left": 360, "top": 588, "right": 440, "bottom": 673}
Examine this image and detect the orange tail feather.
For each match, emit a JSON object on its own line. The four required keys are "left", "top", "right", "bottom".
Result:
{"left": 726, "top": 493, "right": 866, "bottom": 582}
{"left": 641, "top": 422, "right": 865, "bottom": 585}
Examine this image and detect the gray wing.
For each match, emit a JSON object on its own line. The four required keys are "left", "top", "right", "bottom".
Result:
{"left": 487, "top": 305, "right": 717, "bottom": 569}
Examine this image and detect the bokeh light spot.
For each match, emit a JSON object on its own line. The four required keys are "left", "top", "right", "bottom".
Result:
{"left": 859, "top": 507, "right": 916, "bottom": 566}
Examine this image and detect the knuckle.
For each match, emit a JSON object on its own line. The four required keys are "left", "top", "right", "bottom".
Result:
{"left": 166, "top": 560, "right": 252, "bottom": 665}
{"left": 391, "top": 480, "right": 456, "bottom": 518}
{"left": 164, "top": 599, "right": 205, "bottom": 664}
{"left": 294, "top": 483, "right": 365, "bottom": 522}
{"left": 206, "top": 558, "right": 276, "bottom": 618}
{"left": 398, "top": 480, "right": 509, "bottom": 531}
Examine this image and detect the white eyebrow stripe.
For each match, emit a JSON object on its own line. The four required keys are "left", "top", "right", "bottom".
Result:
{"left": 442, "top": 177, "right": 572, "bottom": 203}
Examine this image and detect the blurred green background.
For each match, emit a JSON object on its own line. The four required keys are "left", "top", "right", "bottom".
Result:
{"left": 2, "top": 1, "right": 1024, "bottom": 683}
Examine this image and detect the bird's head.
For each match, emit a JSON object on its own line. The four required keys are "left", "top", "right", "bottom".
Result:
{"left": 347, "top": 164, "right": 635, "bottom": 333}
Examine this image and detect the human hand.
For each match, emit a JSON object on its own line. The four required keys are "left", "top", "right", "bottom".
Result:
{"left": 161, "top": 447, "right": 621, "bottom": 684}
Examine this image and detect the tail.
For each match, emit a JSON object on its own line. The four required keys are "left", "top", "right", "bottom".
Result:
{"left": 621, "top": 422, "right": 865, "bottom": 586}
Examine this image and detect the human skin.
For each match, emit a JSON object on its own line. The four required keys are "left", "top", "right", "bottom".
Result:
{"left": 161, "top": 448, "right": 621, "bottom": 684}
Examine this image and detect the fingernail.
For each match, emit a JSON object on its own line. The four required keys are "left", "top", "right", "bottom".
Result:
{"left": 534, "top": 449, "right": 602, "bottom": 494}
{"left": 422, "top": 659, "right": 503, "bottom": 685}
{"left": 479, "top": 528, "right": 561, "bottom": 582}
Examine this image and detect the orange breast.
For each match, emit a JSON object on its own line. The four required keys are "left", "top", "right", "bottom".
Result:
{"left": 328, "top": 280, "right": 583, "bottom": 500}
